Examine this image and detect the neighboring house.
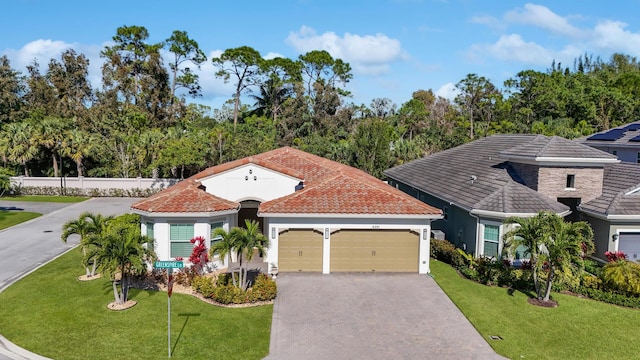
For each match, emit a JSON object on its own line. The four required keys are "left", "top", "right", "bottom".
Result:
{"left": 384, "top": 134, "right": 640, "bottom": 262}
{"left": 131, "top": 147, "right": 442, "bottom": 274}
{"left": 578, "top": 121, "right": 640, "bottom": 163}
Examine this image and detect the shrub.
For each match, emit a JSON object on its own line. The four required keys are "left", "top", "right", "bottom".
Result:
{"left": 573, "top": 286, "right": 640, "bottom": 309}
{"left": 584, "top": 259, "right": 603, "bottom": 277}
{"left": 581, "top": 274, "right": 602, "bottom": 290}
{"left": 192, "top": 275, "right": 215, "bottom": 298}
{"left": 247, "top": 274, "right": 277, "bottom": 302}
{"left": 431, "top": 239, "right": 465, "bottom": 268}
{"left": 602, "top": 260, "right": 640, "bottom": 297}
{"left": 211, "top": 285, "right": 247, "bottom": 304}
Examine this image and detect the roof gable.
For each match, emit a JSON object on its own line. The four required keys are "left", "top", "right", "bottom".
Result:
{"left": 500, "top": 135, "right": 618, "bottom": 165}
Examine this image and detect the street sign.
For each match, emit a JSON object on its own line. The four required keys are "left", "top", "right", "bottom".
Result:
{"left": 154, "top": 261, "right": 184, "bottom": 269}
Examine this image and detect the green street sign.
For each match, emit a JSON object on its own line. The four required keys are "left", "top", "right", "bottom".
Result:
{"left": 154, "top": 261, "right": 184, "bottom": 269}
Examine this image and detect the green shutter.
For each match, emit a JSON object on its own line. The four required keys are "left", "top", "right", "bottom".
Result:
{"left": 146, "top": 223, "right": 155, "bottom": 251}
{"left": 483, "top": 225, "right": 500, "bottom": 258}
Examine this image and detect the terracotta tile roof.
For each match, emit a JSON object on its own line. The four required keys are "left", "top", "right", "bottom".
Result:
{"left": 132, "top": 146, "right": 440, "bottom": 217}
{"left": 131, "top": 179, "right": 239, "bottom": 213}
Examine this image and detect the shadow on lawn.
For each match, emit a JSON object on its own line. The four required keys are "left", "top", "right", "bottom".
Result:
{"left": 172, "top": 313, "right": 201, "bottom": 356}
{"left": 507, "top": 287, "right": 536, "bottom": 299}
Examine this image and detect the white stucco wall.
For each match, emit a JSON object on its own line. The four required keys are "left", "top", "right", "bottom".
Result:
{"left": 199, "top": 164, "right": 300, "bottom": 202}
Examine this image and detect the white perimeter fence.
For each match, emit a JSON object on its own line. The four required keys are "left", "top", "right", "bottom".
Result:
{"left": 9, "top": 176, "right": 180, "bottom": 197}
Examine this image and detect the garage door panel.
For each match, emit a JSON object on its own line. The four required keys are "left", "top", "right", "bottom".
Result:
{"left": 279, "top": 229, "right": 323, "bottom": 272}
{"left": 330, "top": 230, "right": 418, "bottom": 272}
{"left": 619, "top": 233, "right": 640, "bottom": 261}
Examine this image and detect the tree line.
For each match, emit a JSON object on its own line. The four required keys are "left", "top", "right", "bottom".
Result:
{"left": 2, "top": 25, "right": 640, "bottom": 180}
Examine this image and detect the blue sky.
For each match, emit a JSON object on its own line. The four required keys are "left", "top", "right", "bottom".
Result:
{"left": 3, "top": 0, "right": 640, "bottom": 112}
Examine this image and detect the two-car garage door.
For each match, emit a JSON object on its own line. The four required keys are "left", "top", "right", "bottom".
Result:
{"left": 278, "top": 229, "right": 419, "bottom": 272}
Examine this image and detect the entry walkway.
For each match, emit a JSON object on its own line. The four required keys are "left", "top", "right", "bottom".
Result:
{"left": 265, "top": 273, "right": 506, "bottom": 360}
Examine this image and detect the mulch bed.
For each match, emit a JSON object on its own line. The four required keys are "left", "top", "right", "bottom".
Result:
{"left": 527, "top": 298, "right": 558, "bottom": 308}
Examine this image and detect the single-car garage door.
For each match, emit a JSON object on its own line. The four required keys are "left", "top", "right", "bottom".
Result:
{"left": 330, "top": 230, "right": 419, "bottom": 272}
{"left": 278, "top": 229, "right": 323, "bottom": 272}
{"left": 619, "top": 232, "right": 640, "bottom": 261}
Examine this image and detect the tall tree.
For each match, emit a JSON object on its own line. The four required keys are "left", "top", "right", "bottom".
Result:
{"left": 0, "top": 55, "right": 25, "bottom": 124}
{"left": 211, "top": 46, "right": 263, "bottom": 130}
{"left": 298, "top": 50, "right": 352, "bottom": 102}
{"left": 24, "top": 60, "right": 55, "bottom": 116}
{"left": 47, "top": 49, "right": 93, "bottom": 123}
{"left": 0, "top": 121, "right": 38, "bottom": 176}
{"left": 165, "top": 30, "right": 207, "bottom": 99}
{"left": 100, "top": 25, "right": 171, "bottom": 126}
{"left": 351, "top": 117, "right": 392, "bottom": 178}
{"left": 455, "top": 74, "right": 501, "bottom": 139}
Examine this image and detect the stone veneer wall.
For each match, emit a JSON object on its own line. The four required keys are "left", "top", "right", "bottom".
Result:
{"left": 537, "top": 166, "right": 603, "bottom": 203}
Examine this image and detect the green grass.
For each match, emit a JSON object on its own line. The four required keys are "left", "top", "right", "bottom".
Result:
{"left": 0, "top": 210, "right": 41, "bottom": 230}
{"left": 0, "top": 195, "right": 88, "bottom": 203}
{"left": 0, "top": 250, "right": 272, "bottom": 360}
{"left": 430, "top": 260, "right": 637, "bottom": 360}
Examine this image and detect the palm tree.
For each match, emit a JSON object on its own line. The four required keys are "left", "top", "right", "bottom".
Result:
{"left": 63, "top": 129, "right": 97, "bottom": 177}
{"left": 235, "top": 220, "right": 270, "bottom": 290}
{"left": 209, "top": 220, "right": 270, "bottom": 290}
{"left": 87, "top": 224, "right": 156, "bottom": 306}
{"left": 209, "top": 226, "right": 243, "bottom": 288}
{"left": 0, "top": 122, "right": 38, "bottom": 176}
{"left": 504, "top": 211, "right": 594, "bottom": 303}
{"left": 61, "top": 212, "right": 113, "bottom": 277}
{"left": 0, "top": 167, "right": 13, "bottom": 197}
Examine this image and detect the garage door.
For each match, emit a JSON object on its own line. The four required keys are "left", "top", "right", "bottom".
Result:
{"left": 619, "top": 233, "right": 640, "bottom": 261}
{"left": 278, "top": 229, "right": 323, "bottom": 272}
{"left": 330, "top": 230, "right": 419, "bottom": 272}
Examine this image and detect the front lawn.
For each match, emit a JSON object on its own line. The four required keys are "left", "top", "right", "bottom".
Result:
{"left": 0, "top": 210, "right": 41, "bottom": 230}
{"left": 0, "top": 250, "right": 272, "bottom": 360}
{"left": 0, "top": 195, "right": 88, "bottom": 203}
{"left": 430, "top": 260, "right": 637, "bottom": 360}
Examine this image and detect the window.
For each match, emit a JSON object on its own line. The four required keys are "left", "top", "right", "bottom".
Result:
{"left": 170, "top": 224, "right": 194, "bottom": 258}
{"left": 443, "top": 206, "right": 449, "bottom": 221}
{"left": 145, "top": 222, "right": 155, "bottom": 250}
{"left": 210, "top": 222, "right": 224, "bottom": 245}
{"left": 612, "top": 150, "right": 617, "bottom": 156}
{"left": 637, "top": 152, "right": 640, "bottom": 164}
{"left": 483, "top": 224, "right": 500, "bottom": 258}
{"left": 566, "top": 174, "right": 575, "bottom": 189}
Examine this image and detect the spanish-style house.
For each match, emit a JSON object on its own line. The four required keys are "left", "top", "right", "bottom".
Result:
{"left": 384, "top": 134, "right": 640, "bottom": 263}
{"left": 131, "top": 147, "right": 442, "bottom": 274}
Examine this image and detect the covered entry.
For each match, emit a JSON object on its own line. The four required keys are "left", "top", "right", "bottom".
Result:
{"left": 618, "top": 232, "right": 640, "bottom": 261}
{"left": 330, "top": 230, "right": 419, "bottom": 272}
{"left": 278, "top": 229, "right": 323, "bottom": 272}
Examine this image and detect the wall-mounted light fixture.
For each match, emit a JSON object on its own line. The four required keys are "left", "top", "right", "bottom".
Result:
{"left": 423, "top": 229, "right": 428, "bottom": 240}
{"left": 612, "top": 233, "right": 619, "bottom": 242}
{"left": 271, "top": 227, "right": 276, "bottom": 239}
{"left": 324, "top": 228, "right": 330, "bottom": 239}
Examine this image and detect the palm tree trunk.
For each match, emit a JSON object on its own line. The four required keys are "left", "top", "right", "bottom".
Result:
{"left": 90, "top": 257, "right": 98, "bottom": 277}
{"left": 532, "top": 261, "right": 541, "bottom": 299}
{"left": 543, "top": 267, "right": 554, "bottom": 302}
{"left": 112, "top": 281, "right": 121, "bottom": 304}
{"left": 122, "top": 275, "right": 129, "bottom": 303}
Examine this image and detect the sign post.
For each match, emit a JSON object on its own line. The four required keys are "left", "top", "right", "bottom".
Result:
{"left": 154, "top": 261, "right": 184, "bottom": 358}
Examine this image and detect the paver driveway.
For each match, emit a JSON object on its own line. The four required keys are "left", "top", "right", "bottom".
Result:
{"left": 266, "top": 273, "right": 505, "bottom": 360}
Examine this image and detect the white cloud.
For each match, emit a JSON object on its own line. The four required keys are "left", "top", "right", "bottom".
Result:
{"left": 263, "top": 51, "right": 284, "bottom": 60}
{"left": 470, "top": 15, "right": 505, "bottom": 30}
{"left": 505, "top": 3, "right": 585, "bottom": 38}
{"left": 435, "top": 82, "right": 458, "bottom": 100}
{"left": 469, "top": 34, "right": 582, "bottom": 66}
{"left": 592, "top": 20, "right": 640, "bottom": 57}
{"left": 285, "top": 26, "right": 407, "bottom": 75}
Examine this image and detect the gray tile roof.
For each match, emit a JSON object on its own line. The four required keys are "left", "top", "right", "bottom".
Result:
{"left": 501, "top": 135, "right": 618, "bottom": 160}
{"left": 384, "top": 135, "right": 570, "bottom": 214}
{"left": 580, "top": 162, "right": 640, "bottom": 216}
